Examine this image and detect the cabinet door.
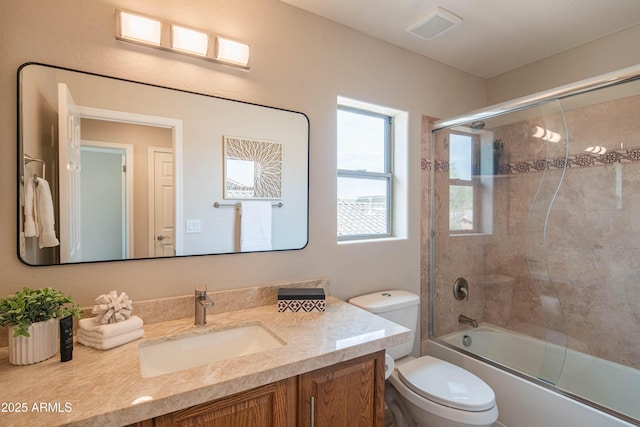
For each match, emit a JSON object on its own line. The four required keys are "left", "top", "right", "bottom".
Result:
{"left": 153, "top": 377, "right": 297, "bottom": 427}
{"left": 298, "top": 351, "right": 385, "bottom": 427}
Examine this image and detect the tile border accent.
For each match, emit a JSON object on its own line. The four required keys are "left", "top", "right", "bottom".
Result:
{"left": 422, "top": 146, "right": 640, "bottom": 174}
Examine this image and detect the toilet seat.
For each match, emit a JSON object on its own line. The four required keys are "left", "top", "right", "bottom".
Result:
{"left": 397, "top": 356, "right": 495, "bottom": 412}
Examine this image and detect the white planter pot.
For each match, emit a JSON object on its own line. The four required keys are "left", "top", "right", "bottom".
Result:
{"left": 8, "top": 318, "right": 59, "bottom": 365}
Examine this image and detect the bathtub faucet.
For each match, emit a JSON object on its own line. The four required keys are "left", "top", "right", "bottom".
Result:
{"left": 458, "top": 314, "right": 478, "bottom": 328}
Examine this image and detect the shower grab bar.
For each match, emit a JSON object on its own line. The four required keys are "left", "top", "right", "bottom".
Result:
{"left": 433, "top": 63, "right": 640, "bottom": 131}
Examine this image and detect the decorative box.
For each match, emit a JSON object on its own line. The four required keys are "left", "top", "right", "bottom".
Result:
{"left": 277, "top": 288, "right": 326, "bottom": 312}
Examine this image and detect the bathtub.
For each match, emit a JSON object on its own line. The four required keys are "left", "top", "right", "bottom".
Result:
{"left": 428, "top": 325, "right": 639, "bottom": 427}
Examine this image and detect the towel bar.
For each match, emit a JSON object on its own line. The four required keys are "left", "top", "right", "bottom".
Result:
{"left": 213, "top": 202, "right": 283, "bottom": 208}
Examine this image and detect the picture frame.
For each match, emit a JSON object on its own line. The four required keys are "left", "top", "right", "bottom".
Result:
{"left": 223, "top": 136, "right": 283, "bottom": 200}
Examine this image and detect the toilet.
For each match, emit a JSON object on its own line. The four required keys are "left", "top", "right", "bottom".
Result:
{"left": 349, "top": 290, "right": 498, "bottom": 427}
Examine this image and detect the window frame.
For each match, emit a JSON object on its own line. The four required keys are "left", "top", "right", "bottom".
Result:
{"left": 337, "top": 105, "right": 393, "bottom": 241}
{"left": 448, "top": 131, "right": 481, "bottom": 234}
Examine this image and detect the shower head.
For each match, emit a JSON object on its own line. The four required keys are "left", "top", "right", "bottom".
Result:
{"left": 470, "top": 120, "right": 485, "bottom": 129}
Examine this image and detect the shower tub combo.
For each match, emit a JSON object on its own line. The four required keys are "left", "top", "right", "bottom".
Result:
{"left": 427, "top": 64, "right": 640, "bottom": 427}
{"left": 432, "top": 325, "right": 639, "bottom": 426}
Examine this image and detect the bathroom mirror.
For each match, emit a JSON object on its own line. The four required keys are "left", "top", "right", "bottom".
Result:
{"left": 18, "top": 63, "right": 309, "bottom": 266}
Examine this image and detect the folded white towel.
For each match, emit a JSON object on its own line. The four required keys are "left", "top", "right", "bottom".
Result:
{"left": 78, "top": 315, "right": 143, "bottom": 338}
{"left": 24, "top": 177, "right": 37, "bottom": 237}
{"left": 240, "top": 201, "right": 273, "bottom": 252}
{"left": 77, "top": 328, "right": 144, "bottom": 350}
{"left": 35, "top": 177, "right": 60, "bottom": 248}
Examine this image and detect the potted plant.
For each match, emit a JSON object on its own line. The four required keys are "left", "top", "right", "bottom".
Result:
{"left": 0, "top": 287, "right": 82, "bottom": 365}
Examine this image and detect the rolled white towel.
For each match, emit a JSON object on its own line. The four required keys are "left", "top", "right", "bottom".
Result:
{"left": 92, "top": 291, "right": 134, "bottom": 324}
{"left": 78, "top": 315, "right": 143, "bottom": 338}
{"left": 77, "top": 328, "right": 144, "bottom": 350}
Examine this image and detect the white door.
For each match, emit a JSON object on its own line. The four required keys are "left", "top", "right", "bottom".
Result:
{"left": 150, "top": 149, "right": 174, "bottom": 257}
{"left": 58, "top": 83, "right": 82, "bottom": 263}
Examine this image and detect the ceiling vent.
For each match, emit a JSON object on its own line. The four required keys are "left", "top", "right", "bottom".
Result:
{"left": 405, "top": 7, "right": 462, "bottom": 40}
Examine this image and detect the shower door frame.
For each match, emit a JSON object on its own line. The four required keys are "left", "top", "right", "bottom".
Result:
{"left": 428, "top": 63, "right": 640, "bottom": 427}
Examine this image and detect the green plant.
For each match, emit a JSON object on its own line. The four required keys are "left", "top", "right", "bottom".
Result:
{"left": 0, "top": 287, "right": 82, "bottom": 337}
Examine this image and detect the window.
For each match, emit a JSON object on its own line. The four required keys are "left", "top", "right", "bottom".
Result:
{"left": 449, "top": 133, "right": 478, "bottom": 232}
{"left": 337, "top": 106, "right": 392, "bottom": 240}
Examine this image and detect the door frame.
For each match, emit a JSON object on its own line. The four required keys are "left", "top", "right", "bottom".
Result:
{"left": 75, "top": 105, "right": 184, "bottom": 256}
{"left": 58, "top": 83, "right": 82, "bottom": 263}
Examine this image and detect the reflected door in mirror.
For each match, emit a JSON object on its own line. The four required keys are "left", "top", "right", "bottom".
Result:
{"left": 18, "top": 63, "right": 309, "bottom": 265}
{"left": 151, "top": 149, "right": 175, "bottom": 257}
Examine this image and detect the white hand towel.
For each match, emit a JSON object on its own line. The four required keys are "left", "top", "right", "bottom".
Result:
{"left": 35, "top": 177, "right": 60, "bottom": 248}
{"left": 240, "top": 201, "right": 273, "bottom": 252}
{"left": 77, "top": 328, "right": 144, "bottom": 350}
{"left": 78, "top": 315, "right": 144, "bottom": 338}
{"left": 24, "top": 177, "right": 37, "bottom": 237}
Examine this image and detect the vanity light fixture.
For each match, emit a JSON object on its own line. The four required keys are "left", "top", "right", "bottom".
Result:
{"left": 172, "top": 25, "right": 209, "bottom": 57}
{"left": 585, "top": 145, "right": 607, "bottom": 155}
{"left": 116, "top": 10, "right": 250, "bottom": 69}
{"left": 117, "top": 11, "right": 162, "bottom": 46}
{"left": 531, "top": 125, "right": 562, "bottom": 143}
{"left": 215, "top": 37, "right": 250, "bottom": 67}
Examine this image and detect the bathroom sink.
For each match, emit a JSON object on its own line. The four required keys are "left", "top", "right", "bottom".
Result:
{"left": 138, "top": 323, "right": 285, "bottom": 378}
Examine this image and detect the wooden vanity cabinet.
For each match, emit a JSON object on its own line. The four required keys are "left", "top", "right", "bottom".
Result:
{"left": 298, "top": 351, "right": 385, "bottom": 427}
{"left": 131, "top": 351, "right": 384, "bottom": 427}
{"left": 151, "top": 377, "right": 296, "bottom": 427}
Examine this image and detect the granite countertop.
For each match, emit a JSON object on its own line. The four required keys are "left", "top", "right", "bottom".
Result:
{"left": 0, "top": 297, "right": 411, "bottom": 426}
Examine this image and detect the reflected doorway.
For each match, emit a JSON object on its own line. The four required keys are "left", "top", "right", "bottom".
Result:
{"left": 80, "top": 142, "right": 133, "bottom": 261}
{"left": 76, "top": 108, "right": 183, "bottom": 260}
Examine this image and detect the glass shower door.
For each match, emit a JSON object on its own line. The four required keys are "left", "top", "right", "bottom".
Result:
{"left": 429, "top": 99, "right": 570, "bottom": 386}
{"left": 523, "top": 100, "right": 569, "bottom": 385}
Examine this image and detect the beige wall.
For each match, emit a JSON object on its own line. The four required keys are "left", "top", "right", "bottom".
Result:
{"left": 487, "top": 25, "right": 640, "bottom": 104}
{"left": 1, "top": 0, "right": 486, "bottom": 306}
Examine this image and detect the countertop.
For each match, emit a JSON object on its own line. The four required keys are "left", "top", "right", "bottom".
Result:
{"left": 0, "top": 297, "right": 411, "bottom": 426}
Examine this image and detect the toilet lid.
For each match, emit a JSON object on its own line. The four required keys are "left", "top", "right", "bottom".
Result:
{"left": 397, "top": 356, "right": 495, "bottom": 412}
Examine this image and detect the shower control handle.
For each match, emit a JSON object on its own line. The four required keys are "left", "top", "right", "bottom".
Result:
{"left": 453, "top": 277, "right": 469, "bottom": 301}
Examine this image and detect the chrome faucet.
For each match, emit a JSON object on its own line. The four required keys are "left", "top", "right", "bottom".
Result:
{"left": 195, "top": 285, "right": 214, "bottom": 326}
{"left": 458, "top": 314, "right": 478, "bottom": 328}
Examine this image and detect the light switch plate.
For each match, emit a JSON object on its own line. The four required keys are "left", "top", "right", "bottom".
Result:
{"left": 186, "top": 219, "right": 201, "bottom": 233}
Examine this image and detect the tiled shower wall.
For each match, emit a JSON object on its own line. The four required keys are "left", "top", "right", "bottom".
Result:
{"left": 422, "top": 93, "right": 640, "bottom": 370}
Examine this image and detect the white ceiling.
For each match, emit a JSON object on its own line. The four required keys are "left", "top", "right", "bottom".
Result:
{"left": 280, "top": 0, "right": 640, "bottom": 78}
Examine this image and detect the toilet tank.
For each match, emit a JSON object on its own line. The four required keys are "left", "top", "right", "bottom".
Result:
{"left": 348, "top": 290, "right": 419, "bottom": 360}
